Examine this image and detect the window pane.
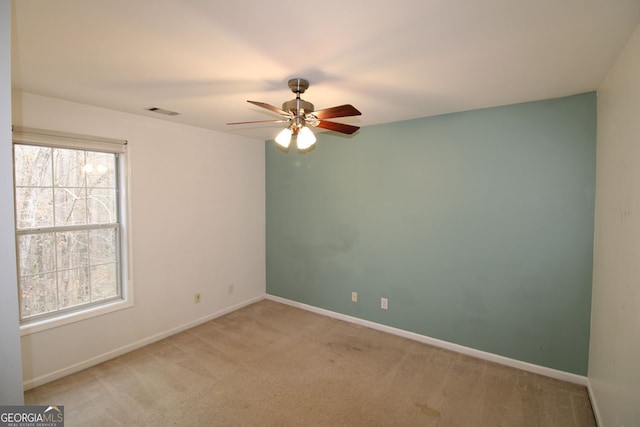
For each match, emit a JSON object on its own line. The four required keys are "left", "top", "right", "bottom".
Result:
{"left": 14, "top": 145, "right": 52, "bottom": 187}
{"left": 53, "top": 148, "right": 85, "bottom": 188}
{"left": 91, "top": 264, "right": 118, "bottom": 300}
{"left": 15, "top": 187, "right": 54, "bottom": 229}
{"left": 58, "top": 267, "right": 90, "bottom": 308}
{"left": 87, "top": 188, "right": 117, "bottom": 224}
{"left": 89, "top": 228, "right": 117, "bottom": 265}
{"left": 20, "top": 273, "right": 58, "bottom": 318}
{"left": 54, "top": 187, "right": 87, "bottom": 226}
{"left": 18, "top": 233, "right": 55, "bottom": 276}
{"left": 85, "top": 152, "right": 116, "bottom": 188}
{"left": 14, "top": 141, "right": 125, "bottom": 323}
{"left": 56, "top": 231, "right": 89, "bottom": 270}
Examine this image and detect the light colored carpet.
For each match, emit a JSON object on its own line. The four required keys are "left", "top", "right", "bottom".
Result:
{"left": 25, "top": 299, "right": 596, "bottom": 426}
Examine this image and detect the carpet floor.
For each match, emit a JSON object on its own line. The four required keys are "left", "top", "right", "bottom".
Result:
{"left": 25, "top": 299, "right": 596, "bottom": 426}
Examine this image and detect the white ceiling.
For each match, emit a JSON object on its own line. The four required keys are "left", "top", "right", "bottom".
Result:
{"left": 10, "top": 0, "right": 640, "bottom": 141}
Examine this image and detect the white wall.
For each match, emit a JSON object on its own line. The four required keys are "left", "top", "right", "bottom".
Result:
{"left": 590, "top": 24, "right": 640, "bottom": 427}
{"left": 0, "top": 1, "right": 25, "bottom": 405}
{"left": 12, "top": 92, "right": 266, "bottom": 388}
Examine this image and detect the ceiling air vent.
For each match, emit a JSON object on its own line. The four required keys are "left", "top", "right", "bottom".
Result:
{"left": 147, "top": 107, "right": 180, "bottom": 116}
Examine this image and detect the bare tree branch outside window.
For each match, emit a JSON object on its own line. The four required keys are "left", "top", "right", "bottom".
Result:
{"left": 14, "top": 144, "right": 121, "bottom": 320}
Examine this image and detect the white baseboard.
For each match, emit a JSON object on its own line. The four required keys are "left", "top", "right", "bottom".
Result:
{"left": 266, "top": 294, "right": 588, "bottom": 386}
{"left": 22, "top": 295, "right": 265, "bottom": 391}
{"left": 586, "top": 379, "right": 603, "bottom": 426}
{"left": 25, "top": 294, "right": 589, "bottom": 391}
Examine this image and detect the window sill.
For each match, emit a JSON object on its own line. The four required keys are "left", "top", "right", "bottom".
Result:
{"left": 19, "top": 297, "right": 134, "bottom": 336}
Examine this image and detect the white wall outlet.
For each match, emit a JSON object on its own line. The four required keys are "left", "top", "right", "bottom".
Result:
{"left": 381, "top": 297, "right": 388, "bottom": 310}
{"left": 228, "top": 283, "right": 235, "bottom": 295}
{"left": 195, "top": 293, "right": 201, "bottom": 304}
{"left": 351, "top": 291, "right": 358, "bottom": 302}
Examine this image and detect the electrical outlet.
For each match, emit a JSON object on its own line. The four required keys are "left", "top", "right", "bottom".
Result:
{"left": 195, "top": 293, "right": 201, "bottom": 304}
{"left": 351, "top": 291, "right": 358, "bottom": 302}
{"left": 381, "top": 297, "right": 388, "bottom": 310}
{"left": 228, "top": 283, "right": 235, "bottom": 295}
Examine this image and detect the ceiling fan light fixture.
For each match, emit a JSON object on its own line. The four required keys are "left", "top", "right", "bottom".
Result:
{"left": 296, "top": 126, "right": 316, "bottom": 151}
{"left": 275, "top": 127, "right": 293, "bottom": 148}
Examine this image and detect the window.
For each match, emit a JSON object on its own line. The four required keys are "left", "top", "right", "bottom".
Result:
{"left": 12, "top": 127, "right": 130, "bottom": 330}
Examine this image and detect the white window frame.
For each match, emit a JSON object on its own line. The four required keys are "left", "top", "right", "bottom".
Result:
{"left": 12, "top": 126, "right": 134, "bottom": 336}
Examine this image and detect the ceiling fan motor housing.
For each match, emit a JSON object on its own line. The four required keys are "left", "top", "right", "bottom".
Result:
{"left": 283, "top": 78, "right": 314, "bottom": 127}
{"left": 282, "top": 98, "right": 314, "bottom": 115}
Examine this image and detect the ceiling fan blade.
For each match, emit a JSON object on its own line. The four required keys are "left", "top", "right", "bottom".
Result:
{"left": 247, "top": 100, "right": 290, "bottom": 116}
{"left": 314, "top": 104, "right": 361, "bottom": 120}
{"left": 227, "top": 119, "right": 289, "bottom": 125}
{"left": 315, "top": 120, "right": 360, "bottom": 135}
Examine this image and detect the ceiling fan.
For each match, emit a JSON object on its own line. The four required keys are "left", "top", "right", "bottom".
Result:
{"left": 227, "top": 78, "right": 361, "bottom": 151}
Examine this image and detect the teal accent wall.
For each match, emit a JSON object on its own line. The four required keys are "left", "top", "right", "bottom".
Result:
{"left": 266, "top": 93, "right": 596, "bottom": 375}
